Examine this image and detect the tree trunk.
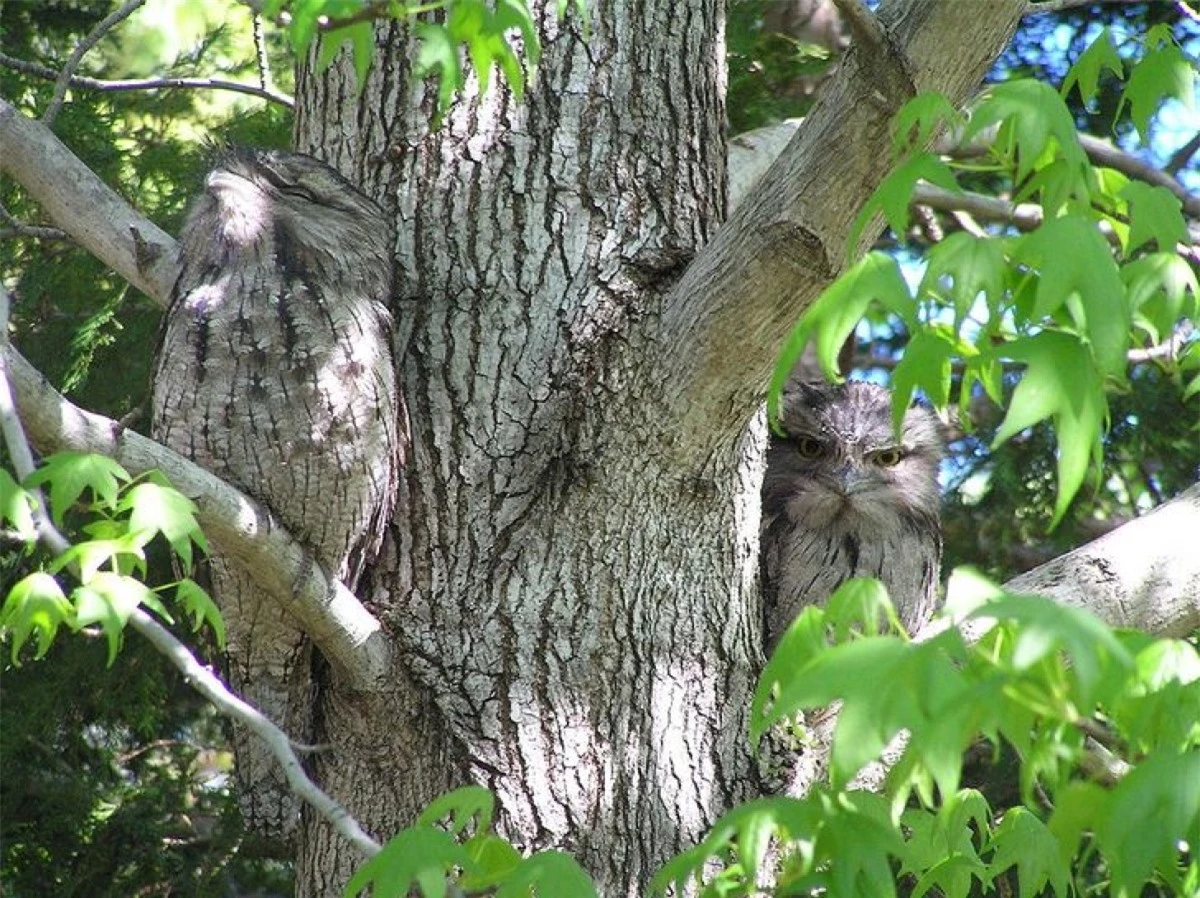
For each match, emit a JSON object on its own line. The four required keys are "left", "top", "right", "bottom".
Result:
{"left": 285, "top": 1, "right": 1023, "bottom": 894}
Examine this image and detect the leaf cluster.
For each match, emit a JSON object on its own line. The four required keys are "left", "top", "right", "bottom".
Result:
{"left": 772, "top": 24, "right": 1198, "bottom": 528}
{"left": 652, "top": 573, "right": 1200, "bottom": 898}
{"left": 265, "top": 0, "right": 587, "bottom": 120}
{"left": 1, "top": 452, "right": 221, "bottom": 665}
{"left": 345, "top": 785, "right": 598, "bottom": 897}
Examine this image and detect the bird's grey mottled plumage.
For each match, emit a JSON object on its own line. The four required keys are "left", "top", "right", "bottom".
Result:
{"left": 761, "top": 380, "right": 943, "bottom": 648}
{"left": 151, "top": 148, "right": 398, "bottom": 843}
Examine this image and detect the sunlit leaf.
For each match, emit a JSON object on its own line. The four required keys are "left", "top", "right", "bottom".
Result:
{"left": 459, "top": 834, "right": 522, "bottom": 891}
{"left": 175, "top": 578, "right": 225, "bottom": 649}
{"left": 1119, "top": 181, "right": 1189, "bottom": 254}
{"left": 417, "top": 785, "right": 495, "bottom": 836}
{"left": 964, "top": 80, "right": 1088, "bottom": 185}
{"left": 918, "top": 232, "right": 1008, "bottom": 326}
{"left": 414, "top": 22, "right": 464, "bottom": 118}
{"left": 891, "top": 91, "right": 964, "bottom": 157}
{"left": 966, "top": 592, "right": 1132, "bottom": 708}
{"left": 768, "top": 252, "right": 911, "bottom": 423}
{"left": 988, "top": 807, "right": 1069, "bottom": 898}
{"left": 1096, "top": 749, "right": 1200, "bottom": 896}
{"left": 849, "top": 153, "right": 960, "bottom": 256}
{"left": 24, "top": 452, "right": 130, "bottom": 526}
{"left": 1, "top": 572, "right": 71, "bottom": 663}
{"left": 1121, "top": 29, "right": 1195, "bottom": 141}
{"left": 989, "top": 332, "right": 1108, "bottom": 527}
{"left": 1012, "top": 216, "right": 1129, "bottom": 378}
{"left": 343, "top": 826, "right": 472, "bottom": 898}
{"left": 495, "top": 850, "right": 599, "bottom": 898}
{"left": 891, "top": 327, "right": 954, "bottom": 435}
{"left": 118, "top": 481, "right": 208, "bottom": 570}
{"left": 0, "top": 467, "right": 37, "bottom": 542}
{"left": 1062, "top": 27, "right": 1124, "bottom": 106}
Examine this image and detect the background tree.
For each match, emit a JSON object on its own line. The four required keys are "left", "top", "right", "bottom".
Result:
{"left": 1, "top": 1, "right": 1197, "bottom": 896}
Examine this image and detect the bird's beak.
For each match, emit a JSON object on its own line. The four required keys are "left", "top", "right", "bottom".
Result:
{"left": 834, "top": 465, "right": 872, "bottom": 495}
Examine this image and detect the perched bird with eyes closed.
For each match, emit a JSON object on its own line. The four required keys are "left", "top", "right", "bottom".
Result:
{"left": 761, "top": 380, "right": 944, "bottom": 649}
{"left": 151, "top": 147, "right": 399, "bottom": 845}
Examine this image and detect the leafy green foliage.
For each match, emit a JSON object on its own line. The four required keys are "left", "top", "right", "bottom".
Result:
{"left": 1, "top": 453, "right": 219, "bottom": 665}
{"left": 1120, "top": 24, "right": 1196, "bottom": 141}
{"left": 777, "top": 24, "right": 1198, "bottom": 529}
{"left": 266, "top": 0, "right": 589, "bottom": 120}
{"left": 657, "top": 574, "right": 1200, "bottom": 896}
{"left": 725, "top": 1, "right": 841, "bottom": 134}
{"left": 345, "top": 785, "right": 597, "bottom": 897}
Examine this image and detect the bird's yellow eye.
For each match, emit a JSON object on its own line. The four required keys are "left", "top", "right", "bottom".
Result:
{"left": 795, "top": 436, "right": 824, "bottom": 459}
{"left": 872, "top": 447, "right": 904, "bottom": 467}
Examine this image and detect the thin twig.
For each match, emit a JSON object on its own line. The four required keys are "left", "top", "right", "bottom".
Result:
{"left": 1, "top": 200, "right": 70, "bottom": 241}
{"left": 127, "top": 609, "right": 382, "bottom": 857}
{"left": 0, "top": 283, "right": 381, "bottom": 861}
{"left": 1165, "top": 130, "right": 1200, "bottom": 177}
{"left": 912, "top": 182, "right": 1044, "bottom": 230}
{"left": 1, "top": 52, "right": 294, "bottom": 110}
{"left": 42, "top": 0, "right": 147, "bottom": 127}
{"left": 253, "top": 12, "right": 271, "bottom": 92}
{"left": 1176, "top": 1, "right": 1200, "bottom": 24}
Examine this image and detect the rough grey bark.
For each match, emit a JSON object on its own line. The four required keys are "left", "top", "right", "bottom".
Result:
{"left": 285, "top": 1, "right": 1025, "bottom": 894}
{"left": 1002, "top": 482, "right": 1200, "bottom": 639}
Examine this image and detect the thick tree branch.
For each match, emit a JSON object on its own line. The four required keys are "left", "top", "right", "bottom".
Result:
{"left": 1001, "top": 483, "right": 1200, "bottom": 638}
{"left": 1, "top": 288, "right": 380, "bottom": 858}
{"left": 0, "top": 98, "right": 178, "bottom": 306}
{"left": 2, "top": 342, "right": 393, "bottom": 692}
{"left": 658, "top": 0, "right": 1025, "bottom": 449}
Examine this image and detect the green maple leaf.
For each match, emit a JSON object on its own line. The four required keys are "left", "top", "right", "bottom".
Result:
{"left": 891, "top": 91, "right": 964, "bottom": 156}
{"left": 965, "top": 80, "right": 1088, "bottom": 185}
{"left": 768, "top": 252, "right": 911, "bottom": 424}
{"left": 919, "top": 232, "right": 1009, "bottom": 326}
{"left": 990, "top": 332, "right": 1108, "bottom": 528}
{"left": 891, "top": 327, "right": 954, "bottom": 435}
{"left": 988, "top": 808, "right": 1069, "bottom": 898}
{"left": 1121, "top": 28, "right": 1195, "bottom": 141}
{"left": 1097, "top": 750, "right": 1200, "bottom": 897}
{"left": 848, "top": 152, "right": 961, "bottom": 255}
{"left": 1012, "top": 216, "right": 1129, "bottom": 379}
{"left": 24, "top": 452, "right": 131, "bottom": 526}
{"left": 1119, "top": 181, "right": 1189, "bottom": 253}
{"left": 1062, "top": 27, "right": 1124, "bottom": 106}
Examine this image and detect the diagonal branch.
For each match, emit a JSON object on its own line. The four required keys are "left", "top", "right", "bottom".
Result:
{"left": 42, "top": 0, "right": 147, "bottom": 127}
{"left": 0, "top": 99, "right": 178, "bottom": 306}
{"left": 657, "top": 0, "right": 1026, "bottom": 450}
{"left": 0, "top": 286, "right": 380, "bottom": 858}
{"left": 3, "top": 342, "right": 393, "bottom": 692}
{"left": 127, "top": 607, "right": 382, "bottom": 857}
{"left": 999, "top": 482, "right": 1200, "bottom": 638}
